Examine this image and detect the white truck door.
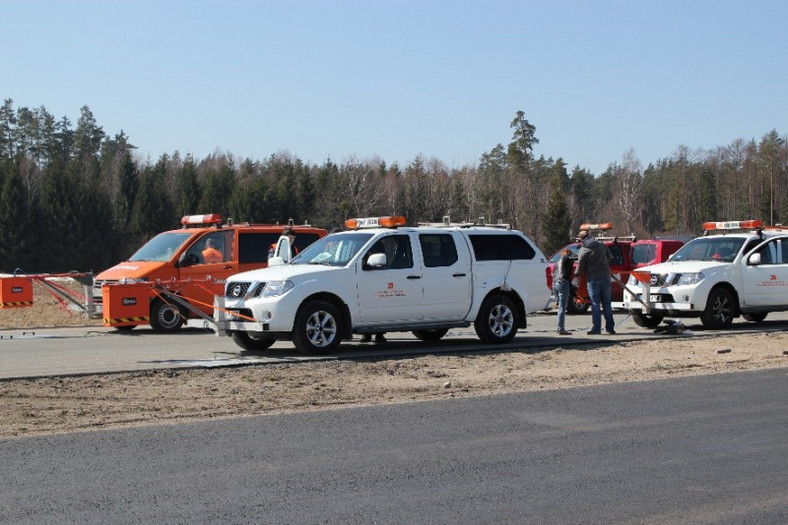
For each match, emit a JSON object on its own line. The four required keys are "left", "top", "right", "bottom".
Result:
{"left": 355, "top": 233, "right": 424, "bottom": 325}
{"left": 417, "top": 232, "right": 472, "bottom": 321}
{"left": 742, "top": 238, "right": 788, "bottom": 307}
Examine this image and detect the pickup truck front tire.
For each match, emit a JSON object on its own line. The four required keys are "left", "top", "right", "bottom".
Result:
{"left": 475, "top": 294, "right": 517, "bottom": 344}
{"left": 700, "top": 287, "right": 736, "bottom": 330}
{"left": 292, "top": 300, "right": 342, "bottom": 354}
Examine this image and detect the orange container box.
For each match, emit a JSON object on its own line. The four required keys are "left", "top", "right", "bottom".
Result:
{"left": 102, "top": 282, "right": 151, "bottom": 327}
{"left": 0, "top": 276, "right": 34, "bottom": 308}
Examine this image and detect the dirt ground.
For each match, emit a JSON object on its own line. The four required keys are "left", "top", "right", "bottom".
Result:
{"left": 1, "top": 281, "right": 787, "bottom": 439}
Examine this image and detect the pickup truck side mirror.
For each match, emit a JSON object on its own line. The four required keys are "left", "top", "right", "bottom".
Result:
{"left": 366, "top": 253, "right": 387, "bottom": 269}
{"left": 748, "top": 253, "right": 761, "bottom": 266}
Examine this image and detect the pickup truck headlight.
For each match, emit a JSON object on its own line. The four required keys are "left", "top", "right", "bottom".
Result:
{"left": 677, "top": 272, "right": 705, "bottom": 286}
{"left": 261, "top": 280, "right": 294, "bottom": 297}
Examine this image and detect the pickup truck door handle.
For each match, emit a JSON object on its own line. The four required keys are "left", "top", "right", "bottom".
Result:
{"left": 222, "top": 265, "right": 236, "bottom": 270}
{"left": 407, "top": 275, "right": 422, "bottom": 280}
{"left": 452, "top": 273, "right": 467, "bottom": 277}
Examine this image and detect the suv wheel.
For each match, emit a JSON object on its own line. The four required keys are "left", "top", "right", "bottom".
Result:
{"left": 292, "top": 300, "right": 342, "bottom": 354}
{"left": 700, "top": 288, "right": 736, "bottom": 330}
{"left": 474, "top": 294, "right": 517, "bottom": 344}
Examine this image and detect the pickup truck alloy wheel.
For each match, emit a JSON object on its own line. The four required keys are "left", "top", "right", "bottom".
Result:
{"left": 700, "top": 288, "right": 735, "bottom": 329}
{"left": 293, "top": 300, "right": 341, "bottom": 354}
{"left": 150, "top": 299, "right": 184, "bottom": 332}
{"left": 475, "top": 294, "right": 517, "bottom": 344}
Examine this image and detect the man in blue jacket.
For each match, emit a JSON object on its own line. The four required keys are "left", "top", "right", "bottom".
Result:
{"left": 575, "top": 229, "right": 616, "bottom": 335}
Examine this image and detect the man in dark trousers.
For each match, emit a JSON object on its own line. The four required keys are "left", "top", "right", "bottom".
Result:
{"left": 575, "top": 229, "right": 616, "bottom": 335}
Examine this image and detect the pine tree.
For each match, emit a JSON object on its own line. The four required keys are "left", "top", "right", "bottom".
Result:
{"left": 0, "top": 163, "right": 33, "bottom": 271}
{"left": 541, "top": 177, "right": 572, "bottom": 257}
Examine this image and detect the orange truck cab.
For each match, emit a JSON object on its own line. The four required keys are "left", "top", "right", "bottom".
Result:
{"left": 95, "top": 214, "right": 327, "bottom": 332}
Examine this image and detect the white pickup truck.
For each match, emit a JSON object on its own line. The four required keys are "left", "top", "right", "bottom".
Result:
{"left": 622, "top": 220, "right": 788, "bottom": 329}
{"left": 217, "top": 216, "right": 550, "bottom": 353}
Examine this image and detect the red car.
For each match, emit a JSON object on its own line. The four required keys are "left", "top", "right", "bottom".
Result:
{"left": 546, "top": 224, "right": 684, "bottom": 314}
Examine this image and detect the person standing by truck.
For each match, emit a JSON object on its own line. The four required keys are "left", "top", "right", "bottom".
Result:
{"left": 552, "top": 248, "right": 573, "bottom": 335}
{"left": 575, "top": 229, "right": 616, "bottom": 335}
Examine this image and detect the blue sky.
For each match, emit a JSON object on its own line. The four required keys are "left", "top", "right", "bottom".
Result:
{"left": 3, "top": 0, "right": 786, "bottom": 174}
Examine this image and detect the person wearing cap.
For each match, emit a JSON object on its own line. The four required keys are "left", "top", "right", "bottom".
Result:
{"left": 575, "top": 229, "right": 616, "bottom": 335}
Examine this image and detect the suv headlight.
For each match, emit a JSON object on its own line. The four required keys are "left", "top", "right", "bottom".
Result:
{"left": 677, "top": 272, "right": 705, "bottom": 286}
{"left": 261, "top": 280, "right": 294, "bottom": 297}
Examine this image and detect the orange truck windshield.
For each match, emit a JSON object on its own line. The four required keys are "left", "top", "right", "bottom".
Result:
{"left": 129, "top": 232, "right": 193, "bottom": 262}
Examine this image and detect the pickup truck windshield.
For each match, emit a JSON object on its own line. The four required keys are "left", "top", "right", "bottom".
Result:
{"left": 129, "top": 232, "right": 193, "bottom": 262}
{"left": 293, "top": 232, "right": 374, "bottom": 266}
{"left": 670, "top": 237, "right": 745, "bottom": 263}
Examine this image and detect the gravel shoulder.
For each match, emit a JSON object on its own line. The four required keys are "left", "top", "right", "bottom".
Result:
{"left": 1, "top": 282, "right": 787, "bottom": 439}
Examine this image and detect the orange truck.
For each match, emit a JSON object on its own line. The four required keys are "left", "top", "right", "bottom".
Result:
{"left": 95, "top": 214, "right": 327, "bottom": 332}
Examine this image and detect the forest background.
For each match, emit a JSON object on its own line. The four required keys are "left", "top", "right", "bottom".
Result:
{"left": 0, "top": 99, "right": 786, "bottom": 274}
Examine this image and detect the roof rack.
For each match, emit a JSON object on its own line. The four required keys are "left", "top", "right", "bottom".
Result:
{"left": 417, "top": 215, "right": 511, "bottom": 230}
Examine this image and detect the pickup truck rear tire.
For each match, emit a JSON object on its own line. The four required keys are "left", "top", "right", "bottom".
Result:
{"left": 232, "top": 332, "right": 276, "bottom": 351}
{"left": 632, "top": 312, "right": 664, "bottom": 328}
{"left": 474, "top": 294, "right": 517, "bottom": 344}
{"left": 412, "top": 328, "right": 449, "bottom": 342}
{"left": 292, "top": 300, "right": 342, "bottom": 354}
{"left": 150, "top": 299, "right": 185, "bottom": 332}
{"left": 700, "top": 288, "right": 736, "bottom": 329}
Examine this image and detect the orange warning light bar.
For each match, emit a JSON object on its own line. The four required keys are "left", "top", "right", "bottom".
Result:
{"left": 579, "top": 222, "right": 613, "bottom": 231}
{"left": 702, "top": 220, "right": 763, "bottom": 231}
{"left": 345, "top": 216, "right": 407, "bottom": 230}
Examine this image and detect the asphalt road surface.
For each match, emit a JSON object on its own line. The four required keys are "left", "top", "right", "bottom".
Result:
{"left": 1, "top": 368, "right": 786, "bottom": 524}
{"left": 3, "top": 311, "right": 788, "bottom": 379}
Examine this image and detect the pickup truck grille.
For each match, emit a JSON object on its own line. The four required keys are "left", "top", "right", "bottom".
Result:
{"left": 650, "top": 274, "right": 681, "bottom": 287}
{"left": 225, "top": 282, "right": 266, "bottom": 299}
{"left": 226, "top": 282, "right": 252, "bottom": 299}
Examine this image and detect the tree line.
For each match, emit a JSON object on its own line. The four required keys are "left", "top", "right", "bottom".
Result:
{"left": 0, "top": 100, "right": 785, "bottom": 273}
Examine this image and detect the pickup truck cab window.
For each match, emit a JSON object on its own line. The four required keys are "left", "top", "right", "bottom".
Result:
{"left": 469, "top": 234, "right": 536, "bottom": 261}
{"left": 419, "top": 233, "right": 458, "bottom": 267}
{"left": 363, "top": 235, "right": 413, "bottom": 270}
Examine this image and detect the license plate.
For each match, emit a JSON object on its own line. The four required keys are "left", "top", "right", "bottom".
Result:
{"left": 651, "top": 294, "right": 662, "bottom": 302}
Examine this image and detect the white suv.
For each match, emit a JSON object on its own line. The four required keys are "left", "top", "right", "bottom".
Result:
{"left": 622, "top": 220, "right": 788, "bottom": 329}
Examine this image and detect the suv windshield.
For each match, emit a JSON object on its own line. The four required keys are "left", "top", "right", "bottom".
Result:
{"left": 129, "top": 232, "right": 193, "bottom": 262}
{"left": 292, "top": 232, "right": 374, "bottom": 266}
{"left": 670, "top": 237, "right": 746, "bottom": 263}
